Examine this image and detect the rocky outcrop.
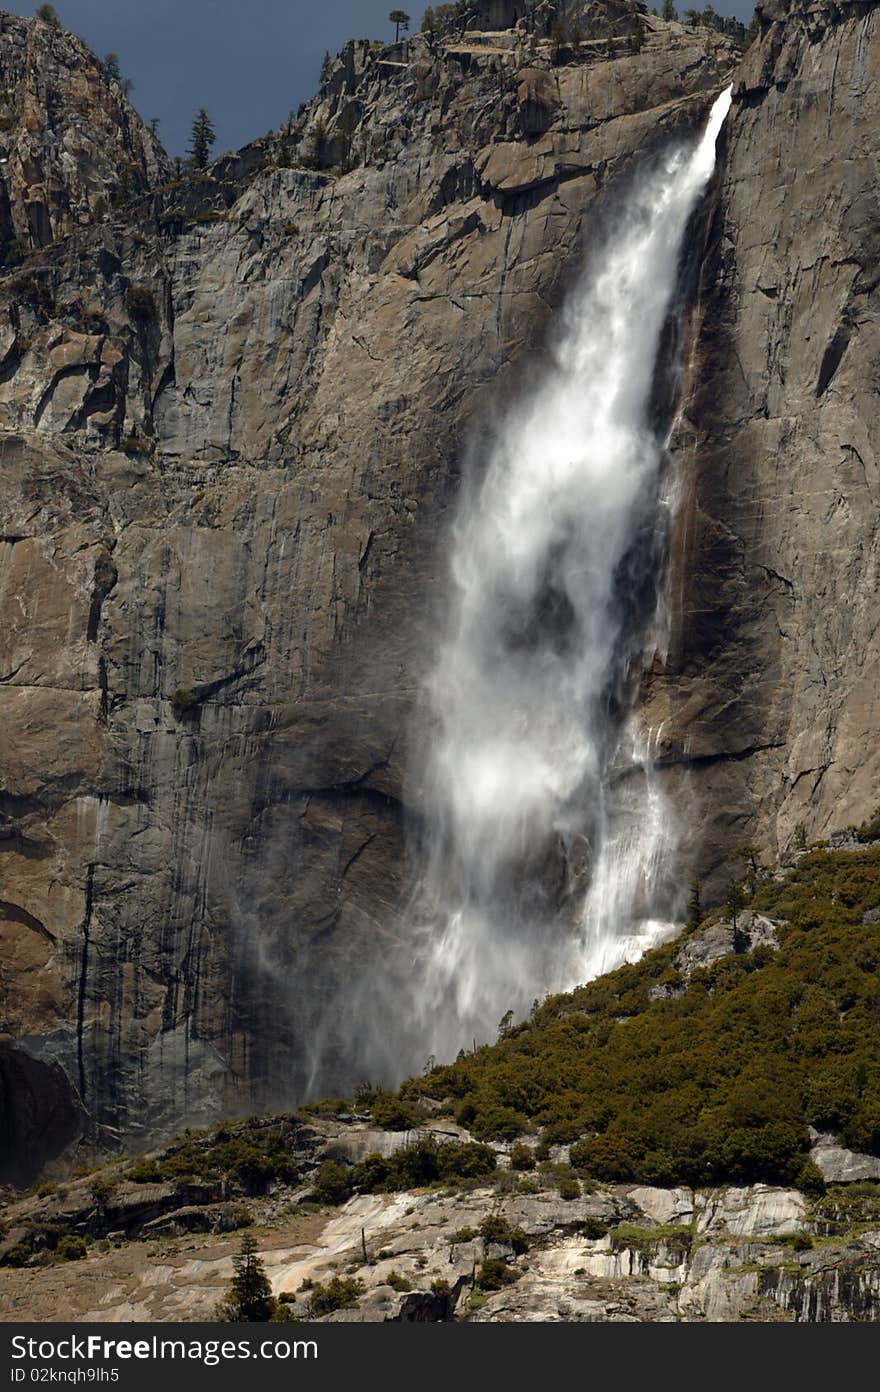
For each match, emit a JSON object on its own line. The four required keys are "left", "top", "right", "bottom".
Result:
{"left": 0, "top": 10, "right": 740, "bottom": 1171}
{"left": 810, "top": 1132, "right": 880, "bottom": 1183}
{"left": 0, "top": 11, "right": 168, "bottom": 255}
{"left": 1, "top": 1113, "right": 878, "bottom": 1321}
{"left": 643, "top": 0, "right": 880, "bottom": 885}
{"left": 648, "top": 909, "right": 779, "bottom": 999}
{"left": 673, "top": 910, "right": 778, "bottom": 974}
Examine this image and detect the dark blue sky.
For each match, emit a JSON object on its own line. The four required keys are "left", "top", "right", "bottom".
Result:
{"left": 7, "top": 1, "right": 756, "bottom": 157}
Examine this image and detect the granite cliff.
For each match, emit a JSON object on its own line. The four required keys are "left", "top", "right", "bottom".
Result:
{"left": 645, "top": 0, "right": 880, "bottom": 887}
{"left": 0, "top": 0, "right": 877, "bottom": 1183}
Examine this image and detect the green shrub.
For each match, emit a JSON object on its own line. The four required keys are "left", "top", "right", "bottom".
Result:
{"left": 311, "top": 1161, "right": 352, "bottom": 1206}
{"left": 385, "top": 1269, "right": 412, "bottom": 1291}
{"left": 542, "top": 1118, "right": 584, "bottom": 1145}
{"left": 455, "top": 1099, "right": 477, "bottom": 1128}
{"left": 509, "top": 1142, "right": 535, "bottom": 1171}
{"left": 1, "top": 1244, "right": 30, "bottom": 1268}
{"left": 351, "top": 1153, "right": 391, "bottom": 1193}
{"left": 568, "top": 1139, "right": 595, "bottom": 1173}
{"left": 119, "top": 435, "right": 153, "bottom": 457}
{"left": 308, "top": 1276, "right": 363, "bottom": 1317}
{"left": 469, "top": 1105, "right": 526, "bottom": 1143}
{"left": 89, "top": 1176, "right": 117, "bottom": 1207}
{"left": 609, "top": 1222, "right": 689, "bottom": 1250}
{"left": 475, "top": 1258, "right": 519, "bottom": 1292}
{"left": 370, "top": 1091, "right": 422, "bottom": 1131}
{"left": 437, "top": 1141, "right": 496, "bottom": 1181}
{"left": 127, "top": 1161, "right": 163, "bottom": 1183}
{"left": 478, "top": 1214, "right": 510, "bottom": 1243}
{"left": 126, "top": 1126, "right": 300, "bottom": 1192}
{"left": 56, "top": 1235, "right": 87, "bottom": 1261}
{"left": 170, "top": 687, "right": 199, "bottom": 712}
{"left": 581, "top": 1218, "right": 609, "bottom": 1240}
{"left": 476, "top": 1214, "right": 527, "bottom": 1252}
{"left": 345, "top": 1136, "right": 496, "bottom": 1200}
{"left": 558, "top": 1178, "right": 580, "bottom": 1201}
{"left": 451, "top": 1226, "right": 477, "bottom": 1243}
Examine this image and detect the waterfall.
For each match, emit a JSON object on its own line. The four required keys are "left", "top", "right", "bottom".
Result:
{"left": 408, "top": 88, "right": 733, "bottom": 1061}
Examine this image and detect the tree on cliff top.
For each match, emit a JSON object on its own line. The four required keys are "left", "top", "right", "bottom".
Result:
{"left": 188, "top": 108, "right": 216, "bottom": 172}
{"left": 389, "top": 9, "right": 411, "bottom": 41}
{"left": 35, "top": 4, "right": 61, "bottom": 27}
{"left": 104, "top": 52, "right": 134, "bottom": 97}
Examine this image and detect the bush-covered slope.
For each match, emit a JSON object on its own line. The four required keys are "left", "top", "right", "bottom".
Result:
{"left": 398, "top": 826, "right": 880, "bottom": 1190}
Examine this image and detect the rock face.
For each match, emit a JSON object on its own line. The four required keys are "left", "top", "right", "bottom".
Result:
{"left": 810, "top": 1132, "right": 880, "bottom": 1183}
{"left": 0, "top": 9, "right": 742, "bottom": 1173}
{"left": 0, "top": 11, "right": 168, "bottom": 253}
{"left": 643, "top": 0, "right": 880, "bottom": 886}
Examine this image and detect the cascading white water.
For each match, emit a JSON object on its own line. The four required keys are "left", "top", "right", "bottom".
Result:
{"left": 410, "top": 88, "right": 732, "bottom": 1060}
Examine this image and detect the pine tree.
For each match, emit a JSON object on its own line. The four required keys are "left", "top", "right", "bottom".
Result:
{"left": 104, "top": 52, "right": 121, "bottom": 81}
{"left": 35, "top": 4, "right": 61, "bottom": 28}
{"left": 729, "top": 842, "right": 761, "bottom": 896}
{"left": 630, "top": 17, "right": 646, "bottom": 51}
{"left": 188, "top": 108, "right": 216, "bottom": 172}
{"left": 389, "top": 9, "right": 410, "bottom": 42}
{"left": 304, "top": 118, "right": 327, "bottom": 170}
{"left": 217, "top": 1234, "right": 277, "bottom": 1322}
{"left": 726, "top": 880, "right": 746, "bottom": 951}
{"left": 686, "top": 876, "right": 702, "bottom": 930}
{"left": 662, "top": 0, "right": 678, "bottom": 19}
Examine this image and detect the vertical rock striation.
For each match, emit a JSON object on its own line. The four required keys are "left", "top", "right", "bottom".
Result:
{"left": 644, "top": 0, "right": 880, "bottom": 884}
